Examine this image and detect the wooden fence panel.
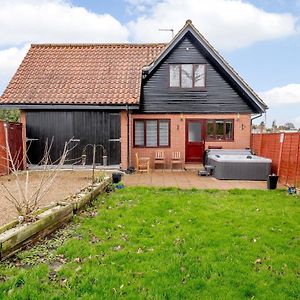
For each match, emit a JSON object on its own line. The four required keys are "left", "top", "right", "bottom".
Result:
{"left": 280, "top": 134, "right": 291, "bottom": 184}
{"left": 0, "top": 121, "right": 24, "bottom": 176}
{"left": 296, "top": 135, "right": 300, "bottom": 187}
{"left": 252, "top": 132, "right": 300, "bottom": 187}
{"left": 251, "top": 133, "right": 261, "bottom": 154}
{"left": 286, "top": 134, "right": 299, "bottom": 185}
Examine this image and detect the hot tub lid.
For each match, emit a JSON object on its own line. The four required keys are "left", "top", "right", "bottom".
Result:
{"left": 208, "top": 154, "right": 272, "bottom": 163}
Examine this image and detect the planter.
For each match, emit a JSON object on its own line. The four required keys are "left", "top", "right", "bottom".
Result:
{"left": 0, "top": 177, "right": 111, "bottom": 261}
{"left": 112, "top": 172, "right": 122, "bottom": 184}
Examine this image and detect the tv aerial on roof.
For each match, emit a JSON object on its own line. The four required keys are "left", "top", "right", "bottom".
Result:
{"left": 158, "top": 28, "right": 174, "bottom": 39}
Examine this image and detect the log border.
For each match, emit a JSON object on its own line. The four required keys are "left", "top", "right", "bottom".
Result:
{"left": 0, "top": 177, "right": 111, "bottom": 261}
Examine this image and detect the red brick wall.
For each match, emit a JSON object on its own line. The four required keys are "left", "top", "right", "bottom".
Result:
{"left": 20, "top": 111, "right": 27, "bottom": 169}
{"left": 120, "top": 113, "right": 251, "bottom": 169}
{"left": 120, "top": 111, "right": 129, "bottom": 170}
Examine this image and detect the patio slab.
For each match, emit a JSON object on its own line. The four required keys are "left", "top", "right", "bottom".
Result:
{"left": 123, "top": 170, "right": 285, "bottom": 190}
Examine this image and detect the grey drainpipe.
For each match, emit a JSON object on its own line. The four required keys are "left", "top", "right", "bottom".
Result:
{"left": 251, "top": 113, "right": 263, "bottom": 122}
{"left": 250, "top": 113, "right": 263, "bottom": 152}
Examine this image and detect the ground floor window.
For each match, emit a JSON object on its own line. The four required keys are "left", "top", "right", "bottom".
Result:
{"left": 134, "top": 119, "right": 170, "bottom": 147}
{"left": 206, "top": 119, "right": 234, "bottom": 141}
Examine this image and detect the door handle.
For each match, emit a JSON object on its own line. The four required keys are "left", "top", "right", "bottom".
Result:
{"left": 109, "top": 138, "right": 121, "bottom": 142}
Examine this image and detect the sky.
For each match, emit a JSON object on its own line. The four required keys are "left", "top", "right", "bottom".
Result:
{"left": 0, "top": 0, "right": 299, "bottom": 127}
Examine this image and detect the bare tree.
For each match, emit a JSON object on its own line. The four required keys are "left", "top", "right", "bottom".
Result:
{"left": 284, "top": 122, "right": 295, "bottom": 131}
{"left": 271, "top": 120, "right": 277, "bottom": 133}
{"left": 1, "top": 135, "right": 75, "bottom": 221}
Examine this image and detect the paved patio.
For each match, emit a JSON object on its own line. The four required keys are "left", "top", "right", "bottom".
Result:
{"left": 123, "top": 170, "right": 284, "bottom": 190}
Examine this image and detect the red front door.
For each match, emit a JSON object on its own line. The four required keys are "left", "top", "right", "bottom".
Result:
{"left": 185, "top": 119, "right": 205, "bottom": 162}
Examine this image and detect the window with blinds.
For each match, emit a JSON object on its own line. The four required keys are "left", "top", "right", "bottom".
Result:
{"left": 134, "top": 119, "right": 170, "bottom": 147}
{"left": 134, "top": 121, "right": 144, "bottom": 146}
{"left": 159, "top": 120, "right": 169, "bottom": 146}
{"left": 146, "top": 120, "right": 157, "bottom": 147}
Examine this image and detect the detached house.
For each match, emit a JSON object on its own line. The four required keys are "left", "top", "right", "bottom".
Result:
{"left": 0, "top": 20, "right": 267, "bottom": 169}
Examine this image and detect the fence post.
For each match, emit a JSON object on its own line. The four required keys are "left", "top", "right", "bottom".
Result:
{"left": 277, "top": 133, "right": 284, "bottom": 177}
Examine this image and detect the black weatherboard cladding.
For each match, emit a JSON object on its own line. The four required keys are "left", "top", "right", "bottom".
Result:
{"left": 141, "top": 32, "right": 256, "bottom": 113}
{"left": 26, "top": 110, "right": 121, "bottom": 165}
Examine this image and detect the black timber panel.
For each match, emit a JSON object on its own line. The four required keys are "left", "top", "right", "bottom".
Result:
{"left": 26, "top": 110, "right": 121, "bottom": 165}
{"left": 141, "top": 33, "right": 255, "bottom": 113}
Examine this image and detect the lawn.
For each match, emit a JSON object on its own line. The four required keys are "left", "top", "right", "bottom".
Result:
{"left": 0, "top": 187, "right": 299, "bottom": 299}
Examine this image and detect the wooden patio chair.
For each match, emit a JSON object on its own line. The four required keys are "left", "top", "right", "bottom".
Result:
{"left": 135, "top": 153, "right": 150, "bottom": 173}
{"left": 154, "top": 151, "right": 166, "bottom": 171}
{"left": 171, "top": 151, "right": 183, "bottom": 171}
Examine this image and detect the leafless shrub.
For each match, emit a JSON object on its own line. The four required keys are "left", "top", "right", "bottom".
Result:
{"left": 1, "top": 134, "right": 75, "bottom": 221}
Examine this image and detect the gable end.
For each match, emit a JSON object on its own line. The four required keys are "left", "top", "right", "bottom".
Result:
{"left": 141, "top": 21, "right": 267, "bottom": 114}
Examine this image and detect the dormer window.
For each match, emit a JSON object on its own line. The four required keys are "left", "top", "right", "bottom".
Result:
{"left": 169, "top": 64, "right": 206, "bottom": 88}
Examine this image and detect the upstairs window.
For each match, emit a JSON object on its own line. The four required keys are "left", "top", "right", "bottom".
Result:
{"left": 134, "top": 119, "right": 170, "bottom": 147}
{"left": 169, "top": 64, "right": 206, "bottom": 88}
{"left": 207, "top": 120, "right": 234, "bottom": 141}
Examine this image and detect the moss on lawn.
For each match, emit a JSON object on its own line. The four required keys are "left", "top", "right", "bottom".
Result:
{"left": 0, "top": 187, "right": 299, "bottom": 299}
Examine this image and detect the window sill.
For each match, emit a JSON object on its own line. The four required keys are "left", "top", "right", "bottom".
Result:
{"left": 206, "top": 139, "right": 234, "bottom": 142}
{"left": 133, "top": 146, "right": 171, "bottom": 148}
{"left": 169, "top": 87, "right": 207, "bottom": 91}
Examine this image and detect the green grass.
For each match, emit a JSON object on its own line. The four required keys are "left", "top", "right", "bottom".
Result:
{"left": 0, "top": 187, "right": 299, "bottom": 299}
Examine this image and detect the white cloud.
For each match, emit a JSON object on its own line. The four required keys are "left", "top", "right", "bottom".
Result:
{"left": 126, "top": 0, "right": 160, "bottom": 13}
{"left": 0, "top": 0, "right": 129, "bottom": 47}
{"left": 259, "top": 84, "right": 300, "bottom": 128}
{"left": 260, "top": 84, "right": 300, "bottom": 106}
{"left": 0, "top": 44, "right": 30, "bottom": 93}
{"left": 127, "top": 0, "right": 299, "bottom": 50}
{"left": 0, "top": 0, "right": 129, "bottom": 95}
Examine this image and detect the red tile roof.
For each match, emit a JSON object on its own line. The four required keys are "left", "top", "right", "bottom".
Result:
{"left": 1, "top": 43, "right": 166, "bottom": 105}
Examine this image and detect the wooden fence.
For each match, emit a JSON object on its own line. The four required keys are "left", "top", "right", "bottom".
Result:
{"left": 251, "top": 133, "right": 300, "bottom": 187}
{"left": 0, "top": 120, "right": 24, "bottom": 175}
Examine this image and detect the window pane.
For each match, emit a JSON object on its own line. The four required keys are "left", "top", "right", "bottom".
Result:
{"left": 159, "top": 120, "right": 169, "bottom": 146}
{"left": 207, "top": 121, "right": 215, "bottom": 139}
{"left": 181, "top": 64, "right": 193, "bottom": 88}
{"left": 146, "top": 120, "right": 157, "bottom": 147}
{"left": 170, "top": 65, "right": 180, "bottom": 87}
{"left": 216, "top": 121, "right": 224, "bottom": 139}
{"left": 135, "top": 121, "right": 144, "bottom": 146}
{"left": 188, "top": 122, "right": 201, "bottom": 142}
{"left": 225, "top": 121, "right": 233, "bottom": 139}
{"left": 195, "top": 64, "right": 205, "bottom": 87}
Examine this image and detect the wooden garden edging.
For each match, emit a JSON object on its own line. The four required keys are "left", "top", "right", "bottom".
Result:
{"left": 0, "top": 177, "right": 111, "bottom": 261}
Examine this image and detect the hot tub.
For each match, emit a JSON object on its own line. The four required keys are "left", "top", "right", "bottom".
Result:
{"left": 205, "top": 149, "right": 272, "bottom": 180}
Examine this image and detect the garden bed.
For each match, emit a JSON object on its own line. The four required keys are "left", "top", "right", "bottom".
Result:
{"left": 0, "top": 170, "right": 95, "bottom": 226}
{"left": 0, "top": 177, "right": 111, "bottom": 261}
